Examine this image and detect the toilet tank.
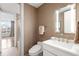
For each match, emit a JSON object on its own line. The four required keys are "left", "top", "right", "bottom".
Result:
{"left": 37, "top": 41, "right": 42, "bottom": 47}
{"left": 37, "top": 41, "right": 43, "bottom": 50}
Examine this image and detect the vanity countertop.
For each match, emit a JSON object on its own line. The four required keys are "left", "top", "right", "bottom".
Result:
{"left": 43, "top": 39, "right": 79, "bottom": 56}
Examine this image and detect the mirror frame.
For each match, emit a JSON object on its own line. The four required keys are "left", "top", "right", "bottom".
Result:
{"left": 55, "top": 4, "right": 76, "bottom": 34}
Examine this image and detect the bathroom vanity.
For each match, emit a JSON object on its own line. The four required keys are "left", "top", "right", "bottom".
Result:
{"left": 43, "top": 37, "right": 79, "bottom": 56}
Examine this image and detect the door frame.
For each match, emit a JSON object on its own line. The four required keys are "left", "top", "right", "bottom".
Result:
{"left": 18, "top": 3, "right": 24, "bottom": 56}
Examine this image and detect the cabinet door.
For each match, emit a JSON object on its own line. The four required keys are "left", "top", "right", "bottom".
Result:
{"left": 43, "top": 49, "right": 56, "bottom": 56}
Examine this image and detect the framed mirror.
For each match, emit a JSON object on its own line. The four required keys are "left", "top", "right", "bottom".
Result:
{"left": 55, "top": 4, "right": 76, "bottom": 34}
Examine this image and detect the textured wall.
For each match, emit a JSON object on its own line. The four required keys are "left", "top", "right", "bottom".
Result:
{"left": 24, "top": 3, "right": 77, "bottom": 55}
{"left": 24, "top": 4, "right": 38, "bottom": 55}
{"left": 38, "top": 3, "right": 75, "bottom": 41}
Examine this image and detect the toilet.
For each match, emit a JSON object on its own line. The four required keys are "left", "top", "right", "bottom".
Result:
{"left": 29, "top": 42, "right": 42, "bottom": 56}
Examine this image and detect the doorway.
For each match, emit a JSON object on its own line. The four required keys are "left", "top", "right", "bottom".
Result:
{"left": 0, "top": 11, "right": 18, "bottom": 56}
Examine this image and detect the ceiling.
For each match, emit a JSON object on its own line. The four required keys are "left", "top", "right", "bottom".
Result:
{"left": 28, "top": 3, "right": 43, "bottom": 8}
{"left": 0, "top": 3, "right": 20, "bottom": 14}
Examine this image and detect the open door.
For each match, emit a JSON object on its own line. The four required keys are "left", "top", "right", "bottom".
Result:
{"left": 0, "top": 11, "right": 19, "bottom": 56}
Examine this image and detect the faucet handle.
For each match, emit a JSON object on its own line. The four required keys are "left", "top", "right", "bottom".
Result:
{"left": 57, "top": 38, "right": 60, "bottom": 41}
{"left": 61, "top": 33, "right": 63, "bottom": 35}
{"left": 64, "top": 39, "right": 69, "bottom": 43}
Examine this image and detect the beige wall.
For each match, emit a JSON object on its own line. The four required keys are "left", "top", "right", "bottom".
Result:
{"left": 24, "top": 3, "right": 78, "bottom": 55}
{"left": 77, "top": 4, "right": 79, "bottom": 22}
{"left": 38, "top": 3, "right": 75, "bottom": 41}
{"left": 24, "top": 4, "right": 38, "bottom": 55}
{"left": 75, "top": 4, "right": 79, "bottom": 43}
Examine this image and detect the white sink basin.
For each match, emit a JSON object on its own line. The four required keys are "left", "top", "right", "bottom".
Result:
{"left": 44, "top": 39, "right": 73, "bottom": 49}
{"left": 43, "top": 38, "right": 79, "bottom": 55}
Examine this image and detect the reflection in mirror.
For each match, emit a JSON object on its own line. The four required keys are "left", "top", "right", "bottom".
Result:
{"left": 55, "top": 4, "right": 76, "bottom": 34}
{"left": 64, "top": 8, "right": 76, "bottom": 33}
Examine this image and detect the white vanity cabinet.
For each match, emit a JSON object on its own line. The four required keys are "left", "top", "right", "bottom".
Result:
{"left": 43, "top": 44, "right": 58, "bottom": 56}
{"left": 43, "top": 40, "right": 78, "bottom": 56}
{"left": 43, "top": 49, "right": 55, "bottom": 56}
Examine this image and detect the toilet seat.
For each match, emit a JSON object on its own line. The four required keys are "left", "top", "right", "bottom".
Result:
{"left": 29, "top": 45, "right": 42, "bottom": 56}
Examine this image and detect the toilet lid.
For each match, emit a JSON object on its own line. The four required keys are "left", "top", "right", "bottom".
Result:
{"left": 29, "top": 45, "right": 41, "bottom": 54}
